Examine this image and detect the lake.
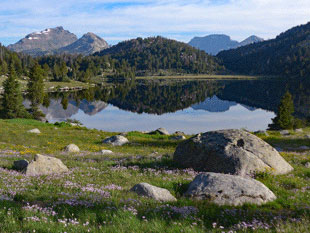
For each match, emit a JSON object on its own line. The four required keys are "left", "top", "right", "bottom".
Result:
{"left": 27, "top": 78, "right": 310, "bottom": 134}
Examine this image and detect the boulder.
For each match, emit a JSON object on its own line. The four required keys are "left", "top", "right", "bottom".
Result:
{"left": 173, "top": 129, "right": 293, "bottom": 177}
{"left": 101, "top": 149, "right": 113, "bottom": 155}
{"left": 295, "top": 128, "right": 303, "bottom": 133}
{"left": 280, "top": 130, "right": 290, "bottom": 136}
{"left": 149, "top": 128, "right": 169, "bottom": 135}
{"left": 13, "top": 159, "right": 29, "bottom": 171}
{"left": 170, "top": 135, "right": 186, "bottom": 140}
{"left": 305, "top": 162, "right": 310, "bottom": 168}
{"left": 28, "top": 128, "right": 41, "bottom": 134}
{"left": 102, "top": 135, "right": 129, "bottom": 146}
{"left": 131, "top": 183, "right": 177, "bottom": 202}
{"left": 185, "top": 172, "right": 276, "bottom": 206}
{"left": 305, "top": 135, "right": 310, "bottom": 139}
{"left": 25, "top": 154, "right": 69, "bottom": 176}
{"left": 174, "top": 131, "right": 185, "bottom": 136}
{"left": 64, "top": 144, "right": 80, "bottom": 153}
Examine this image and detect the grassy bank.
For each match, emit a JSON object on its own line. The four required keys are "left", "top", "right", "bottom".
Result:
{"left": 136, "top": 74, "right": 275, "bottom": 80}
{"left": 0, "top": 75, "right": 92, "bottom": 92}
{"left": 0, "top": 119, "right": 309, "bottom": 232}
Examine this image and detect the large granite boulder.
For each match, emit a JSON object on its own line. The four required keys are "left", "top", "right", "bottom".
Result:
{"left": 130, "top": 183, "right": 177, "bottom": 202}
{"left": 102, "top": 135, "right": 129, "bottom": 146}
{"left": 173, "top": 129, "right": 293, "bottom": 177}
{"left": 24, "top": 154, "right": 69, "bottom": 176}
{"left": 185, "top": 172, "right": 276, "bottom": 206}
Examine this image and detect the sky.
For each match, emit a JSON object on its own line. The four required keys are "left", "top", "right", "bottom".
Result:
{"left": 0, "top": 0, "right": 310, "bottom": 46}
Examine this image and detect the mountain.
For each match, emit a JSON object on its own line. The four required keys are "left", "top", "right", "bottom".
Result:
{"left": 97, "top": 36, "right": 223, "bottom": 75}
{"left": 188, "top": 34, "right": 263, "bottom": 55}
{"left": 57, "top": 32, "right": 109, "bottom": 55}
{"left": 217, "top": 22, "right": 310, "bottom": 77}
{"left": 8, "top": 26, "right": 78, "bottom": 56}
{"left": 239, "top": 35, "right": 264, "bottom": 47}
{"left": 191, "top": 96, "right": 237, "bottom": 112}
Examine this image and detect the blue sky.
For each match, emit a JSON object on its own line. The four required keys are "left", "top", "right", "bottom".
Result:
{"left": 0, "top": 0, "right": 309, "bottom": 46}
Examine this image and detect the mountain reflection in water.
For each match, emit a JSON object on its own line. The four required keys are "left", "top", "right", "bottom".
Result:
{"left": 25, "top": 78, "right": 310, "bottom": 134}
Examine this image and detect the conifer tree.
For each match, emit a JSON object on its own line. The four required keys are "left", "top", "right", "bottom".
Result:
{"left": 1, "top": 64, "right": 27, "bottom": 118}
{"left": 27, "top": 63, "right": 45, "bottom": 118}
{"left": 269, "top": 91, "right": 295, "bottom": 130}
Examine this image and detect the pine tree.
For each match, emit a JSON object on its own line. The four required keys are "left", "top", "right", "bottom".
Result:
{"left": 27, "top": 63, "right": 45, "bottom": 119}
{"left": 269, "top": 91, "right": 295, "bottom": 130}
{"left": 1, "top": 64, "right": 27, "bottom": 118}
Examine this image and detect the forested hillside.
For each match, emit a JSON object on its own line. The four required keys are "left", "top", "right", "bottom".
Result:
{"left": 97, "top": 36, "right": 223, "bottom": 75}
{"left": 217, "top": 22, "right": 310, "bottom": 77}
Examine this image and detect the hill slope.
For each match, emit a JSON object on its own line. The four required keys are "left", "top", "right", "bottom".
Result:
{"left": 188, "top": 34, "right": 263, "bottom": 55}
{"left": 57, "top": 32, "right": 109, "bottom": 55}
{"left": 7, "top": 27, "right": 78, "bottom": 56}
{"left": 97, "top": 36, "right": 223, "bottom": 75}
{"left": 217, "top": 22, "right": 310, "bottom": 77}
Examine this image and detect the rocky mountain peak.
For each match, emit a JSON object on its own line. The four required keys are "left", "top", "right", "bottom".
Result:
{"left": 8, "top": 26, "right": 78, "bottom": 56}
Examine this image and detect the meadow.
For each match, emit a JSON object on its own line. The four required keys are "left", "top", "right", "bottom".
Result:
{"left": 0, "top": 119, "right": 309, "bottom": 232}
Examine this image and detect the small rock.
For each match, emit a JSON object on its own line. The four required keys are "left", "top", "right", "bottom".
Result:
{"left": 13, "top": 160, "right": 29, "bottom": 171}
{"left": 255, "top": 130, "right": 269, "bottom": 136}
{"left": 299, "top": 146, "right": 310, "bottom": 150}
{"left": 174, "top": 131, "right": 185, "bottom": 136}
{"left": 101, "top": 150, "right": 113, "bottom": 155}
{"left": 131, "top": 183, "right": 177, "bottom": 202}
{"left": 64, "top": 144, "right": 80, "bottom": 153}
{"left": 70, "top": 123, "right": 78, "bottom": 126}
{"left": 170, "top": 135, "right": 186, "bottom": 140}
{"left": 118, "top": 132, "right": 128, "bottom": 136}
{"left": 280, "top": 130, "right": 290, "bottom": 136}
{"left": 25, "top": 154, "right": 69, "bottom": 176}
{"left": 305, "top": 162, "right": 310, "bottom": 168}
{"left": 295, "top": 128, "right": 303, "bottom": 133}
{"left": 103, "top": 135, "right": 129, "bottom": 146}
{"left": 305, "top": 135, "right": 310, "bottom": 139}
{"left": 28, "top": 128, "right": 41, "bottom": 134}
{"left": 149, "top": 128, "right": 169, "bottom": 135}
{"left": 185, "top": 172, "right": 276, "bottom": 206}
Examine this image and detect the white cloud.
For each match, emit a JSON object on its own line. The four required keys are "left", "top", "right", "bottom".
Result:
{"left": 0, "top": 0, "right": 309, "bottom": 45}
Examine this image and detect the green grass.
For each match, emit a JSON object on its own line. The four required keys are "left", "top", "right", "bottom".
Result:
{"left": 0, "top": 75, "right": 92, "bottom": 92}
{"left": 0, "top": 119, "right": 309, "bottom": 232}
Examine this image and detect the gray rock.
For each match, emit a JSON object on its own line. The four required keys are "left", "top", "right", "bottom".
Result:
{"left": 305, "top": 162, "right": 310, "bottom": 168}
{"left": 13, "top": 160, "right": 29, "bottom": 171}
{"left": 173, "top": 129, "right": 293, "bottom": 177}
{"left": 170, "top": 135, "right": 186, "bottom": 140}
{"left": 174, "top": 131, "right": 186, "bottom": 136}
{"left": 64, "top": 144, "right": 80, "bottom": 153}
{"left": 101, "top": 150, "right": 113, "bottom": 155}
{"left": 306, "top": 135, "right": 310, "bottom": 139}
{"left": 185, "top": 172, "right": 276, "bottom": 206}
{"left": 149, "top": 128, "right": 169, "bottom": 135}
{"left": 25, "top": 154, "right": 69, "bottom": 176}
{"left": 295, "top": 128, "right": 303, "bottom": 133}
{"left": 102, "top": 135, "right": 129, "bottom": 146}
{"left": 255, "top": 130, "right": 269, "bottom": 136}
{"left": 280, "top": 130, "right": 290, "bottom": 136}
{"left": 28, "top": 128, "right": 41, "bottom": 134}
{"left": 131, "top": 183, "right": 177, "bottom": 202}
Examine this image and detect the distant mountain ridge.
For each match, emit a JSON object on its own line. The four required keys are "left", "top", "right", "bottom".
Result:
{"left": 188, "top": 34, "right": 263, "bottom": 55}
{"left": 7, "top": 27, "right": 108, "bottom": 56}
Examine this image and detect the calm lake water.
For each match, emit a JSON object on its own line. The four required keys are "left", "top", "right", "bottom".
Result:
{"left": 27, "top": 78, "right": 310, "bottom": 134}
